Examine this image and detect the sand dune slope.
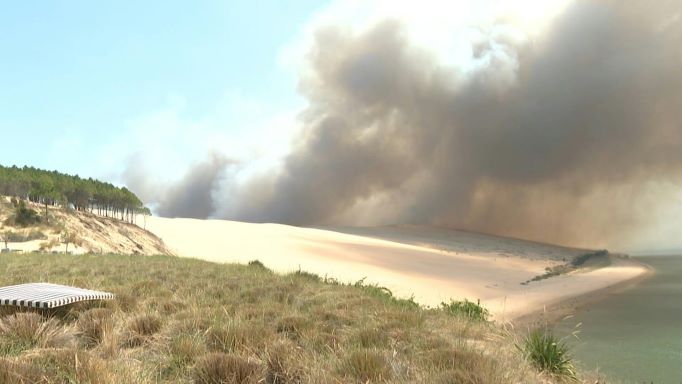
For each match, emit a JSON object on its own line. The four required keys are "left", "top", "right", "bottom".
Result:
{"left": 145, "top": 217, "right": 648, "bottom": 321}
{"left": 0, "top": 198, "right": 171, "bottom": 255}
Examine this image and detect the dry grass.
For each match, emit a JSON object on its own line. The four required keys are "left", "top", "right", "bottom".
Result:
{"left": 263, "top": 340, "right": 303, "bottom": 384}
{"left": 193, "top": 353, "right": 260, "bottom": 384}
{"left": 0, "top": 313, "right": 73, "bottom": 355}
{"left": 339, "top": 349, "right": 392, "bottom": 382}
{"left": 125, "top": 313, "right": 162, "bottom": 347}
{"left": 0, "top": 253, "right": 569, "bottom": 383}
{"left": 77, "top": 308, "right": 114, "bottom": 347}
{"left": 0, "top": 348, "right": 111, "bottom": 384}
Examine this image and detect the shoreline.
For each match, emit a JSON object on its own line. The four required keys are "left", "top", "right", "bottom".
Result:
{"left": 142, "top": 216, "right": 654, "bottom": 324}
{"left": 511, "top": 257, "right": 654, "bottom": 327}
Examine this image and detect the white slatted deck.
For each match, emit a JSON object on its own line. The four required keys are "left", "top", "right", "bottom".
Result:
{"left": 0, "top": 283, "right": 114, "bottom": 309}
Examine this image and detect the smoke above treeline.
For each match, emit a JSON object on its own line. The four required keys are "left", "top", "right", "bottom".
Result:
{"left": 127, "top": 0, "right": 682, "bottom": 248}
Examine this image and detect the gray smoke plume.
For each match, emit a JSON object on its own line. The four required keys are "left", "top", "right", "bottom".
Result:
{"left": 156, "top": 154, "right": 234, "bottom": 218}
{"left": 125, "top": 153, "right": 234, "bottom": 219}
{"left": 134, "top": 0, "right": 682, "bottom": 247}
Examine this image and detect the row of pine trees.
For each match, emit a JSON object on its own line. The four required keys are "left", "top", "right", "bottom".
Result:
{"left": 0, "top": 164, "right": 149, "bottom": 223}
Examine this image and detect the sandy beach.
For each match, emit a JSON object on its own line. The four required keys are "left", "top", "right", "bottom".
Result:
{"left": 145, "top": 216, "right": 650, "bottom": 321}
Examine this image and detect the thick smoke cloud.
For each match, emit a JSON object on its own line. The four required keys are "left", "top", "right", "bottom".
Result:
{"left": 125, "top": 154, "right": 234, "bottom": 219}
{"left": 156, "top": 154, "right": 234, "bottom": 218}
{"left": 136, "top": 1, "right": 682, "bottom": 247}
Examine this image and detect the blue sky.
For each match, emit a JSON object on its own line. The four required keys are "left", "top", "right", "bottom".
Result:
{"left": 0, "top": 0, "right": 322, "bottom": 177}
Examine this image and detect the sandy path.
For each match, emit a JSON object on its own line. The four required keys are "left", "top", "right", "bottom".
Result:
{"left": 145, "top": 217, "right": 649, "bottom": 321}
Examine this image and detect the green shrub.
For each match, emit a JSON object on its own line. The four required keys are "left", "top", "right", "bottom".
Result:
{"left": 518, "top": 329, "right": 577, "bottom": 381}
{"left": 247, "top": 260, "right": 268, "bottom": 270}
{"left": 523, "top": 250, "right": 611, "bottom": 285}
{"left": 440, "top": 299, "right": 489, "bottom": 321}
{"left": 353, "top": 278, "right": 419, "bottom": 309}
{"left": 571, "top": 250, "right": 609, "bottom": 267}
{"left": 7, "top": 201, "right": 42, "bottom": 227}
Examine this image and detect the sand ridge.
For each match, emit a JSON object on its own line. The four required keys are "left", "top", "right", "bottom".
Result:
{"left": 145, "top": 217, "right": 649, "bottom": 321}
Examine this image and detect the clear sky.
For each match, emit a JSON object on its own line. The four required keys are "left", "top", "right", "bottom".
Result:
{"left": 0, "top": 0, "right": 322, "bottom": 178}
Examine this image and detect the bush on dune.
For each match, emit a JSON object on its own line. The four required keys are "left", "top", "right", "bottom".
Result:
{"left": 440, "top": 299, "right": 490, "bottom": 322}
{"left": 5, "top": 201, "right": 42, "bottom": 227}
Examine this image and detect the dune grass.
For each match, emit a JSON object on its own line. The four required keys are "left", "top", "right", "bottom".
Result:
{"left": 0, "top": 253, "right": 564, "bottom": 383}
{"left": 517, "top": 328, "right": 577, "bottom": 382}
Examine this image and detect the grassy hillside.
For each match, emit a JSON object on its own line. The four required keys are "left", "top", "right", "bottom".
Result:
{"left": 0, "top": 253, "right": 578, "bottom": 383}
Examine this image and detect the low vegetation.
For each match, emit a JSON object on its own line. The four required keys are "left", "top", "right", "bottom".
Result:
{"left": 1, "top": 229, "right": 47, "bottom": 243}
{"left": 4, "top": 200, "right": 42, "bottom": 228}
{"left": 0, "top": 253, "right": 577, "bottom": 383}
{"left": 440, "top": 299, "right": 490, "bottom": 322}
{"left": 517, "top": 328, "right": 577, "bottom": 382}
{"left": 522, "top": 250, "right": 610, "bottom": 285}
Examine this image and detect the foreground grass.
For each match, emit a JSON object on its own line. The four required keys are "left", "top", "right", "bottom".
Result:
{"left": 518, "top": 329, "right": 577, "bottom": 381}
{"left": 0, "top": 253, "right": 557, "bottom": 383}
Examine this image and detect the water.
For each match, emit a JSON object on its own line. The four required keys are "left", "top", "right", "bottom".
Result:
{"left": 553, "top": 255, "right": 682, "bottom": 383}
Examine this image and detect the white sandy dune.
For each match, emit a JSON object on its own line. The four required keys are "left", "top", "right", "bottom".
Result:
{"left": 145, "top": 217, "right": 648, "bottom": 321}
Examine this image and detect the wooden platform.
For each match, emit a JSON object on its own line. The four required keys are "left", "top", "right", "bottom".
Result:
{"left": 0, "top": 283, "right": 114, "bottom": 309}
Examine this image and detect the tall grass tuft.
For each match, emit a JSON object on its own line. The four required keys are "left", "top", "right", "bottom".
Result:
{"left": 125, "top": 313, "right": 162, "bottom": 347}
{"left": 0, "top": 312, "right": 73, "bottom": 355}
{"left": 518, "top": 328, "right": 577, "bottom": 381}
{"left": 264, "top": 341, "right": 303, "bottom": 384}
{"left": 350, "top": 327, "right": 389, "bottom": 349}
{"left": 339, "top": 349, "right": 391, "bottom": 382}
{"left": 77, "top": 308, "right": 114, "bottom": 347}
{"left": 193, "top": 353, "right": 260, "bottom": 384}
{"left": 22, "top": 348, "right": 111, "bottom": 383}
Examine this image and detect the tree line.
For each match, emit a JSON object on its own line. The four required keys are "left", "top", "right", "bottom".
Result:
{"left": 0, "top": 164, "right": 150, "bottom": 224}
